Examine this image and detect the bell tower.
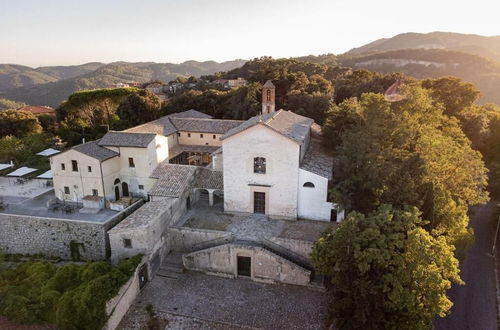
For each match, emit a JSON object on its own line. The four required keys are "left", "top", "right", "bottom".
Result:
{"left": 262, "top": 80, "right": 275, "bottom": 114}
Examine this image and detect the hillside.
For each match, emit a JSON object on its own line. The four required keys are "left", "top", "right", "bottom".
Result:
{"left": 348, "top": 32, "right": 500, "bottom": 62}
{"left": 0, "top": 60, "right": 246, "bottom": 107}
{"left": 340, "top": 48, "right": 500, "bottom": 104}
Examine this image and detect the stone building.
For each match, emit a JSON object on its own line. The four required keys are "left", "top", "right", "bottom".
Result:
{"left": 47, "top": 81, "right": 336, "bottom": 286}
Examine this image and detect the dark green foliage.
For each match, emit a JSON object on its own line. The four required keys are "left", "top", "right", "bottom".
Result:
{"left": 0, "top": 256, "right": 142, "bottom": 329}
{"left": 116, "top": 89, "right": 161, "bottom": 128}
{"left": 312, "top": 205, "right": 461, "bottom": 329}
{"left": 0, "top": 109, "right": 42, "bottom": 138}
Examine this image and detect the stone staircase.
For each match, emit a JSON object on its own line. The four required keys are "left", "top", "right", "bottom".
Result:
{"left": 156, "top": 252, "right": 184, "bottom": 279}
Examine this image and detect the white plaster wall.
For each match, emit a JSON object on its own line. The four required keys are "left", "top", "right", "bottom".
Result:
{"left": 297, "top": 169, "right": 332, "bottom": 221}
{"left": 212, "top": 153, "right": 223, "bottom": 171}
{"left": 51, "top": 150, "right": 105, "bottom": 201}
{"left": 178, "top": 131, "right": 222, "bottom": 146}
{"left": 223, "top": 124, "right": 300, "bottom": 219}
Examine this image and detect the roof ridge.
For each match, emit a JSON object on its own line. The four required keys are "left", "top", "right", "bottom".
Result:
{"left": 264, "top": 109, "right": 283, "bottom": 124}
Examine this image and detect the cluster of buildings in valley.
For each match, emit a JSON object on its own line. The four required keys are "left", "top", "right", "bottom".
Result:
{"left": 0, "top": 81, "right": 339, "bottom": 287}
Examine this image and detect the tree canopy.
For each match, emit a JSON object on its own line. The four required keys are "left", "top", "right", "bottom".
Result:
{"left": 312, "top": 205, "right": 461, "bottom": 329}
{"left": 0, "top": 110, "right": 42, "bottom": 138}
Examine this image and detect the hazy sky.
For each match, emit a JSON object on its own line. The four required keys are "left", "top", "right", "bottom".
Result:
{"left": 1, "top": 0, "right": 498, "bottom": 67}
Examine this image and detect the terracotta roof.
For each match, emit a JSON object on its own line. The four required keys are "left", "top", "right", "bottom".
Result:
{"left": 17, "top": 105, "right": 55, "bottom": 115}
{"left": 300, "top": 139, "right": 334, "bottom": 180}
{"left": 72, "top": 140, "right": 119, "bottom": 161}
{"left": 149, "top": 163, "right": 197, "bottom": 197}
{"left": 98, "top": 132, "right": 156, "bottom": 148}
{"left": 195, "top": 167, "right": 224, "bottom": 190}
{"left": 263, "top": 80, "right": 275, "bottom": 88}
{"left": 221, "top": 110, "right": 313, "bottom": 144}
{"left": 170, "top": 118, "right": 243, "bottom": 134}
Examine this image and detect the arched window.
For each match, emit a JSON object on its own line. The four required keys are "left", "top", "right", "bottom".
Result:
{"left": 303, "top": 182, "right": 315, "bottom": 188}
{"left": 114, "top": 178, "right": 121, "bottom": 185}
{"left": 254, "top": 157, "right": 266, "bottom": 174}
{"left": 266, "top": 89, "right": 272, "bottom": 101}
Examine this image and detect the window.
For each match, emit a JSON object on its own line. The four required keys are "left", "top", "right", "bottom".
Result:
{"left": 128, "top": 157, "right": 135, "bottom": 168}
{"left": 71, "top": 160, "right": 78, "bottom": 172}
{"left": 61, "top": 163, "right": 65, "bottom": 171}
{"left": 123, "top": 238, "right": 132, "bottom": 248}
{"left": 253, "top": 157, "right": 266, "bottom": 174}
{"left": 200, "top": 134, "right": 204, "bottom": 138}
{"left": 64, "top": 186, "right": 70, "bottom": 194}
{"left": 213, "top": 134, "right": 216, "bottom": 139}
{"left": 138, "top": 185, "right": 144, "bottom": 190}
{"left": 188, "top": 133, "right": 191, "bottom": 138}
{"left": 88, "top": 166, "right": 92, "bottom": 173}
{"left": 266, "top": 89, "right": 272, "bottom": 101}
{"left": 177, "top": 132, "right": 181, "bottom": 137}
{"left": 303, "top": 182, "right": 315, "bottom": 188}
{"left": 92, "top": 189, "right": 98, "bottom": 196}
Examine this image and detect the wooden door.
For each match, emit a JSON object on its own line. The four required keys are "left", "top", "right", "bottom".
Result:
{"left": 253, "top": 192, "right": 265, "bottom": 214}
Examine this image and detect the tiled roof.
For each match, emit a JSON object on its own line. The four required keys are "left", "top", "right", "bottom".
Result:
{"left": 169, "top": 144, "right": 220, "bottom": 159}
{"left": 98, "top": 131, "right": 156, "bottom": 148}
{"left": 123, "top": 109, "right": 228, "bottom": 136}
{"left": 263, "top": 80, "right": 275, "bottom": 88}
{"left": 149, "top": 162, "right": 197, "bottom": 197}
{"left": 110, "top": 199, "right": 173, "bottom": 230}
{"left": 17, "top": 105, "right": 55, "bottom": 115}
{"left": 300, "top": 139, "right": 334, "bottom": 180}
{"left": 195, "top": 167, "right": 224, "bottom": 190}
{"left": 170, "top": 118, "right": 243, "bottom": 134}
{"left": 124, "top": 116, "right": 178, "bottom": 136}
{"left": 221, "top": 110, "right": 313, "bottom": 144}
{"left": 169, "top": 109, "right": 213, "bottom": 119}
{"left": 73, "top": 140, "right": 118, "bottom": 161}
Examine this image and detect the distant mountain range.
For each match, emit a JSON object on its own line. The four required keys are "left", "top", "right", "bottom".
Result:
{"left": 0, "top": 60, "right": 246, "bottom": 107}
{"left": 340, "top": 32, "right": 500, "bottom": 104}
{"left": 2, "top": 31, "right": 500, "bottom": 107}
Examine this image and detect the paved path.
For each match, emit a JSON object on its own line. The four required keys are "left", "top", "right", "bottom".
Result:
{"left": 434, "top": 203, "right": 498, "bottom": 330}
{"left": 118, "top": 272, "right": 328, "bottom": 330}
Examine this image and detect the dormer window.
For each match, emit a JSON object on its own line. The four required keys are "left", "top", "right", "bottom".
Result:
{"left": 254, "top": 157, "right": 266, "bottom": 174}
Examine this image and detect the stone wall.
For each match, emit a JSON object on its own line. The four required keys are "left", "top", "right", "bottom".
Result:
{"left": 0, "top": 214, "right": 107, "bottom": 260}
{"left": 0, "top": 201, "right": 143, "bottom": 260}
{"left": 183, "top": 243, "right": 311, "bottom": 286}
{"left": 169, "top": 227, "right": 233, "bottom": 252}
{"left": 267, "top": 237, "right": 314, "bottom": 260}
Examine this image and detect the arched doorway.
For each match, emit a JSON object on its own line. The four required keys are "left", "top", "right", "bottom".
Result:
{"left": 114, "top": 186, "right": 120, "bottom": 200}
{"left": 122, "top": 182, "right": 129, "bottom": 197}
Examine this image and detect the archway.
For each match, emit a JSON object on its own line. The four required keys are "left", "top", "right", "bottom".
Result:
{"left": 114, "top": 186, "right": 120, "bottom": 200}
{"left": 122, "top": 182, "right": 129, "bottom": 197}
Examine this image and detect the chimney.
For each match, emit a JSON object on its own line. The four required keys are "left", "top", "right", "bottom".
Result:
{"left": 262, "top": 80, "right": 276, "bottom": 114}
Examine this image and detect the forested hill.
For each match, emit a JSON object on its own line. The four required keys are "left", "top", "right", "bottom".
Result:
{"left": 348, "top": 31, "right": 500, "bottom": 62}
{"left": 0, "top": 60, "right": 246, "bottom": 107}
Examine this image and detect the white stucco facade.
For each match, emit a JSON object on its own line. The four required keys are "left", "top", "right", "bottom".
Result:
{"left": 297, "top": 169, "right": 332, "bottom": 221}
{"left": 223, "top": 124, "right": 300, "bottom": 219}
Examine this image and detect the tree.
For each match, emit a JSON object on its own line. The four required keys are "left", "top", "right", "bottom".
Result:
{"left": 0, "top": 110, "right": 42, "bottom": 138}
{"left": 116, "top": 90, "right": 161, "bottom": 128}
{"left": 311, "top": 205, "right": 462, "bottom": 329}
{"left": 421, "top": 77, "right": 481, "bottom": 117}
{"left": 321, "top": 97, "right": 364, "bottom": 149}
{"left": 331, "top": 87, "right": 488, "bottom": 246}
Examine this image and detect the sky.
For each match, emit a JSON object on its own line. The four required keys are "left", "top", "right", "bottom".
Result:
{"left": 0, "top": 0, "right": 499, "bottom": 67}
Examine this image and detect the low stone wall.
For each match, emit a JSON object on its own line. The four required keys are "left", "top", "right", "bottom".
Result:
{"left": 105, "top": 257, "right": 147, "bottom": 330}
{"left": 0, "top": 201, "right": 143, "bottom": 260}
{"left": 183, "top": 243, "right": 311, "bottom": 286}
{"left": 268, "top": 237, "right": 314, "bottom": 260}
{"left": 169, "top": 227, "right": 233, "bottom": 252}
{"left": 0, "top": 213, "right": 107, "bottom": 260}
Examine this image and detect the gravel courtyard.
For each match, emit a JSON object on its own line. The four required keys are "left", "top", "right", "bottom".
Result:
{"left": 118, "top": 272, "right": 329, "bottom": 330}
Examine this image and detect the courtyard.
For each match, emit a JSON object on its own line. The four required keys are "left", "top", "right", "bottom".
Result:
{"left": 118, "top": 271, "right": 329, "bottom": 330}
{"left": 179, "top": 202, "right": 335, "bottom": 242}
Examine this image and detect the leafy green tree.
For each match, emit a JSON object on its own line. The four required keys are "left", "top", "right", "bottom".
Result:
{"left": 421, "top": 77, "right": 481, "bottom": 117}
{"left": 321, "top": 97, "right": 364, "bottom": 149}
{"left": 332, "top": 87, "right": 488, "bottom": 246}
{"left": 312, "top": 205, "right": 462, "bottom": 329}
{"left": 116, "top": 90, "right": 161, "bottom": 128}
{"left": 0, "top": 110, "right": 42, "bottom": 138}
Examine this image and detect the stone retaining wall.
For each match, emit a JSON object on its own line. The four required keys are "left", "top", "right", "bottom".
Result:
{"left": 268, "top": 237, "right": 314, "bottom": 260}
{"left": 169, "top": 227, "right": 233, "bottom": 252}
